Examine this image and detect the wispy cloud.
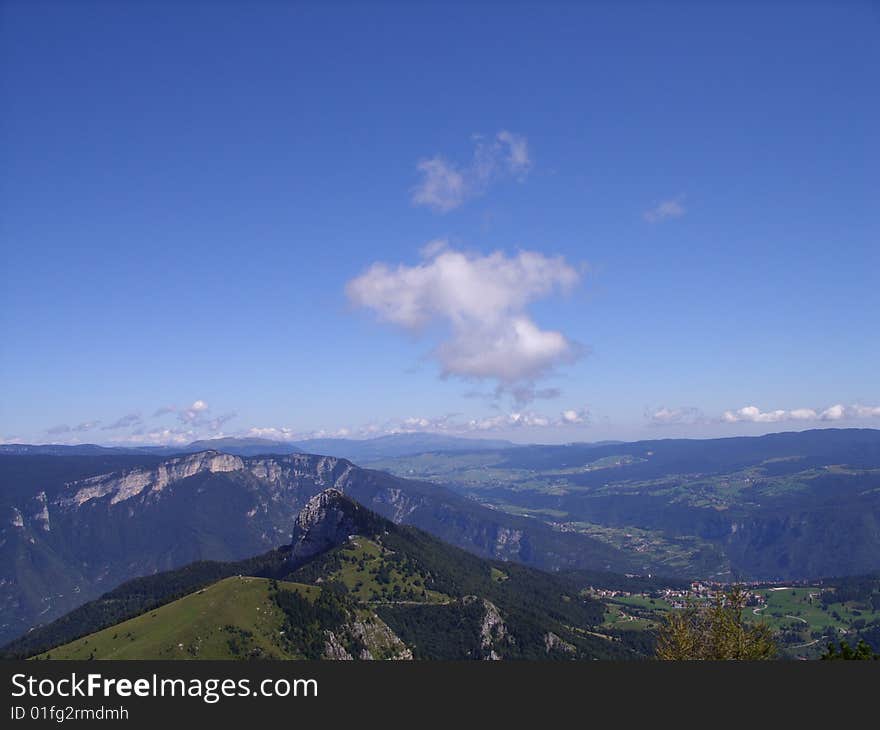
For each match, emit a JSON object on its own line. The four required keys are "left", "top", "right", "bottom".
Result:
{"left": 46, "top": 421, "right": 99, "bottom": 435}
{"left": 152, "top": 400, "right": 223, "bottom": 428}
{"left": 102, "top": 413, "right": 143, "bottom": 430}
{"left": 245, "top": 425, "right": 353, "bottom": 442}
{"left": 721, "top": 403, "right": 880, "bottom": 424}
{"left": 387, "top": 406, "right": 590, "bottom": 433}
{"left": 647, "top": 406, "right": 704, "bottom": 425}
{"left": 347, "top": 246, "right": 582, "bottom": 392}
{"left": 643, "top": 196, "right": 686, "bottom": 223}
{"left": 243, "top": 406, "right": 590, "bottom": 444}
{"left": 113, "top": 428, "right": 195, "bottom": 446}
{"left": 412, "top": 130, "right": 531, "bottom": 212}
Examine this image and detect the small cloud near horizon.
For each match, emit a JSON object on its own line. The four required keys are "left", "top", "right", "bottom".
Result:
{"left": 721, "top": 403, "right": 880, "bottom": 424}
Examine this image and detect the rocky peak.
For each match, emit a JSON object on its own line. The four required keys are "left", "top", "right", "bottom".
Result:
{"left": 289, "top": 489, "right": 376, "bottom": 563}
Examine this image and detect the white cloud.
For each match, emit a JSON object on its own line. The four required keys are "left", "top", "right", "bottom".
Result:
{"left": 246, "top": 426, "right": 299, "bottom": 441}
{"left": 244, "top": 406, "right": 589, "bottom": 444}
{"left": 380, "top": 406, "right": 589, "bottom": 434}
{"left": 457, "top": 407, "right": 589, "bottom": 432}
{"left": 347, "top": 246, "right": 581, "bottom": 387}
{"left": 180, "top": 400, "right": 209, "bottom": 423}
{"left": 244, "top": 425, "right": 353, "bottom": 442}
{"left": 851, "top": 404, "right": 880, "bottom": 419}
{"left": 644, "top": 197, "right": 686, "bottom": 223}
{"left": 412, "top": 130, "right": 532, "bottom": 212}
{"left": 94, "top": 400, "right": 231, "bottom": 445}
{"left": 789, "top": 408, "right": 819, "bottom": 420}
{"left": 648, "top": 406, "right": 703, "bottom": 425}
{"left": 153, "top": 400, "right": 215, "bottom": 425}
{"left": 560, "top": 407, "right": 589, "bottom": 425}
{"left": 412, "top": 158, "right": 467, "bottom": 213}
{"left": 722, "top": 406, "right": 796, "bottom": 424}
{"left": 721, "top": 403, "right": 880, "bottom": 424}
{"left": 497, "top": 130, "right": 530, "bottom": 173}
{"left": 113, "top": 428, "right": 195, "bottom": 446}
{"left": 819, "top": 404, "right": 845, "bottom": 421}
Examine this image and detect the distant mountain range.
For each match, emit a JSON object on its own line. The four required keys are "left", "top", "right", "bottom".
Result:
{"left": 0, "top": 432, "right": 517, "bottom": 461}
{"left": 0, "top": 448, "right": 632, "bottom": 646}
{"left": 5, "top": 489, "right": 644, "bottom": 661}
{"left": 374, "top": 428, "right": 880, "bottom": 581}
{"left": 3, "top": 428, "right": 879, "bottom": 648}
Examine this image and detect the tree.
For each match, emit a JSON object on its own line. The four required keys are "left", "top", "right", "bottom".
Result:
{"left": 820, "top": 639, "right": 879, "bottom": 660}
{"left": 656, "top": 587, "right": 777, "bottom": 660}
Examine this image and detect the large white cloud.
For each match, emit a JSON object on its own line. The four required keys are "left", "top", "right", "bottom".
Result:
{"left": 346, "top": 246, "right": 581, "bottom": 385}
{"left": 412, "top": 131, "right": 531, "bottom": 212}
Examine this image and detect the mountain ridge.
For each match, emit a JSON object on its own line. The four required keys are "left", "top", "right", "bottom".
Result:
{"left": 10, "top": 489, "right": 634, "bottom": 661}
{"left": 0, "top": 449, "right": 634, "bottom": 646}
{"left": 0, "top": 432, "right": 518, "bottom": 461}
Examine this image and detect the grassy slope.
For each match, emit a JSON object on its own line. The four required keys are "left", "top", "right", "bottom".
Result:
{"left": 322, "top": 537, "right": 449, "bottom": 604}
{"left": 18, "top": 493, "right": 648, "bottom": 661}
{"left": 36, "top": 577, "right": 317, "bottom": 660}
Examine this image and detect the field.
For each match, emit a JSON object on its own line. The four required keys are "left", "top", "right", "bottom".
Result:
{"left": 36, "top": 577, "right": 319, "bottom": 660}
{"left": 742, "top": 587, "right": 876, "bottom": 658}
{"left": 600, "top": 595, "right": 672, "bottom": 632}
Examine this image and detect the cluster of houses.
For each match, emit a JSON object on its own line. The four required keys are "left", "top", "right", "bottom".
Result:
{"left": 587, "top": 580, "right": 771, "bottom": 610}
{"left": 657, "top": 582, "right": 768, "bottom": 609}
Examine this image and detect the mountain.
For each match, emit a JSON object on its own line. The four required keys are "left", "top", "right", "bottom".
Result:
{"left": 374, "top": 428, "right": 880, "bottom": 580}
{"left": 0, "top": 450, "right": 634, "bottom": 646}
{"left": 11, "top": 490, "right": 637, "bottom": 661}
{"left": 290, "top": 434, "right": 516, "bottom": 462}
{"left": 0, "top": 444, "right": 160, "bottom": 456}
{"left": 6, "top": 428, "right": 878, "bottom": 647}
{"left": 0, "top": 433, "right": 517, "bottom": 462}
{"left": 185, "top": 434, "right": 516, "bottom": 460}
{"left": 181, "top": 437, "right": 295, "bottom": 456}
{"left": 31, "top": 576, "right": 415, "bottom": 661}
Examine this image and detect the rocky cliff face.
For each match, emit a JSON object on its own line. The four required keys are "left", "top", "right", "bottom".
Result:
{"left": 467, "top": 596, "right": 512, "bottom": 660}
{"left": 59, "top": 451, "right": 244, "bottom": 507}
{"left": 289, "top": 489, "right": 361, "bottom": 562}
{"left": 321, "top": 615, "right": 413, "bottom": 661}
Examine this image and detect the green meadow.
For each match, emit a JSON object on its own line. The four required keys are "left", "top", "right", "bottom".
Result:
{"left": 37, "top": 577, "right": 318, "bottom": 660}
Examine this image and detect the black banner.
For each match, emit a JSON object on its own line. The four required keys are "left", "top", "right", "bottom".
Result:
{"left": 3, "top": 660, "right": 878, "bottom": 726}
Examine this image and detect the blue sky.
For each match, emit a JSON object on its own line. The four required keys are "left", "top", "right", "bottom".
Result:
{"left": 1, "top": 1, "right": 878, "bottom": 445}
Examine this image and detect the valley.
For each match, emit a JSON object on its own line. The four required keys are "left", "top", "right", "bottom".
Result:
{"left": 374, "top": 429, "right": 880, "bottom": 580}
{"left": 2, "top": 429, "right": 880, "bottom": 659}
